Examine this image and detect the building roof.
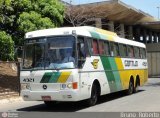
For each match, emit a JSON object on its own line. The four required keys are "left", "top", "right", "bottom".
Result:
{"left": 70, "top": 0, "right": 160, "bottom": 31}
{"left": 141, "top": 21, "right": 160, "bottom": 31}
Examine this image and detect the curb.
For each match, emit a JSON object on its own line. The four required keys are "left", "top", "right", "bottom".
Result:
{"left": 0, "top": 96, "right": 23, "bottom": 104}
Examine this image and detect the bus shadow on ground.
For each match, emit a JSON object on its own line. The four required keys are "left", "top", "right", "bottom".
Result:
{"left": 17, "top": 90, "right": 145, "bottom": 112}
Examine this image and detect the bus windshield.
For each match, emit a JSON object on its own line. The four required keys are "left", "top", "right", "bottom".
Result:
{"left": 23, "top": 36, "right": 76, "bottom": 70}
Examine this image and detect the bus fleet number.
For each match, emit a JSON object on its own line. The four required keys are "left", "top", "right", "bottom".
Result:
{"left": 23, "top": 78, "right": 34, "bottom": 82}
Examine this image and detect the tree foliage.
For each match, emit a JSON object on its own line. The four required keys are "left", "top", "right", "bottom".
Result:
{"left": 0, "top": 31, "right": 14, "bottom": 61}
{"left": 18, "top": 11, "right": 55, "bottom": 33}
{"left": 0, "top": 0, "right": 64, "bottom": 46}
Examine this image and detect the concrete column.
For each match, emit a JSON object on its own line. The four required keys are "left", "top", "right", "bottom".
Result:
{"left": 119, "top": 23, "right": 125, "bottom": 38}
{"left": 95, "top": 18, "right": 102, "bottom": 28}
{"left": 157, "top": 33, "right": 159, "bottom": 43}
{"left": 134, "top": 27, "right": 141, "bottom": 42}
{"left": 149, "top": 31, "right": 153, "bottom": 43}
{"left": 158, "top": 33, "right": 160, "bottom": 43}
{"left": 142, "top": 29, "right": 147, "bottom": 44}
{"left": 156, "top": 33, "right": 160, "bottom": 43}
{"left": 128, "top": 26, "right": 133, "bottom": 40}
{"left": 156, "top": 33, "right": 158, "bottom": 43}
{"left": 153, "top": 32, "right": 158, "bottom": 43}
{"left": 108, "top": 21, "right": 114, "bottom": 32}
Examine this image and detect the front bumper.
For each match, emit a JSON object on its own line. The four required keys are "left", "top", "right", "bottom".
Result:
{"left": 21, "top": 89, "right": 81, "bottom": 102}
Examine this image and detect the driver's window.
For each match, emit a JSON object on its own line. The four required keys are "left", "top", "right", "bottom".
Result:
{"left": 35, "top": 44, "right": 45, "bottom": 68}
{"left": 77, "top": 36, "right": 88, "bottom": 68}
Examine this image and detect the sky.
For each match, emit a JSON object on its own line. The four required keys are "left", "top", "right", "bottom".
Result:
{"left": 63, "top": 0, "right": 160, "bottom": 19}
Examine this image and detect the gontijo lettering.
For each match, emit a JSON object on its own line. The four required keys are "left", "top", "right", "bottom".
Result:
{"left": 124, "top": 60, "right": 138, "bottom": 67}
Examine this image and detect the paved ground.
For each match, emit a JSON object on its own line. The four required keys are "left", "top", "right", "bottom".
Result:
{"left": 0, "top": 78, "right": 160, "bottom": 112}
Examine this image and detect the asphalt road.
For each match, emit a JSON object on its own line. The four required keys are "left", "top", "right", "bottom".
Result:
{"left": 0, "top": 78, "right": 160, "bottom": 112}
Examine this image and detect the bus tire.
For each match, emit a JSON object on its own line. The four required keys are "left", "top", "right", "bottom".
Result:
{"left": 44, "top": 101, "right": 57, "bottom": 107}
{"left": 127, "top": 79, "right": 134, "bottom": 95}
{"left": 86, "top": 83, "right": 98, "bottom": 106}
{"left": 134, "top": 79, "right": 140, "bottom": 93}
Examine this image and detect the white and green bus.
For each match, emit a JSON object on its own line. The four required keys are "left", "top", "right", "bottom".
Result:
{"left": 20, "top": 26, "right": 148, "bottom": 106}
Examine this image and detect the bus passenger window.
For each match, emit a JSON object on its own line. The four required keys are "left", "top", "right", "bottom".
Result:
{"left": 128, "top": 46, "right": 134, "bottom": 58}
{"left": 86, "top": 38, "right": 92, "bottom": 56}
{"left": 140, "top": 48, "right": 146, "bottom": 59}
{"left": 104, "top": 42, "right": 110, "bottom": 56}
{"left": 119, "top": 44, "right": 127, "bottom": 57}
{"left": 134, "top": 47, "right": 140, "bottom": 58}
{"left": 99, "top": 41, "right": 105, "bottom": 55}
{"left": 143, "top": 49, "right": 146, "bottom": 58}
{"left": 110, "top": 43, "right": 119, "bottom": 57}
{"left": 114, "top": 43, "right": 120, "bottom": 56}
{"left": 110, "top": 42, "right": 114, "bottom": 56}
{"left": 93, "top": 40, "right": 99, "bottom": 55}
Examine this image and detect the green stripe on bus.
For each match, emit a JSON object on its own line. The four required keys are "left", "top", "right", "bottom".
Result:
{"left": 48, "top": 72, "right": 61, "bottom": 83}
{"left": 100, "top": 57, "right": 122, "bottom": 92}
{"left": 113, "top": 70, "right": 122, "bottom": 90}
{"left": 109, "top": 58, "right": 122, "bottom": 90}
{"left": 40, "top": 72, "right": 52, "bottom": 83}
{"left": 90, "top": 32, "right": 100, "bottom": 39}
{"left": 40, "top": 72, "right": 61, "bottom": 83}
{"left": 100, "top": 35, "right": 106, "bottom": 40}
{"left": 100, "top": 56, "right": 117, "bottom": 92}
{"left": 90, "top": 31, "right": 106, "bottom": 40}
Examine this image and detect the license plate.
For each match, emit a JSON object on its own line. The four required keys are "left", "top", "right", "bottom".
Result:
{"left": 41, "top": 96, "right": 51, "bottom": 101}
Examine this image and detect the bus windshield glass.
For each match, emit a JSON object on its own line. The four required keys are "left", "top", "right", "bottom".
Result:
{"left": 23, "top": 36, "right": 76, "bottom": 70}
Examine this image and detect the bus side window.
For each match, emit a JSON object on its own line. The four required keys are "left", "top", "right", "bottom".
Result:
{"left": 143, "top": 49, "right": 146, "bottom": 58}
{"left": 140, "top": 48, "right": 143, "bottom": 58}
{"left": 119, "top": 44, "right": 127, "bottom": 57}
{"left": 134, "top": 47, "right": 140, "bottom": 58}
{"left": 98, "top": 40, "right": 105, "bottom": 55}
{"left": 92, "top": 39, "right": 99, "bottom": 55}
{"left": 85, "top": 38, "right": 93, "bottom": 55}
{"left": 114, "top": 43, "right": 120, "bottom": 56}
{"left": 140, "top": 48, "right": 146, "bottom": 59}
{"left": 110, "top": 42, "right": 119, "bottom": 57}
{"left": 104, "top": 41, "right": 110, "bottom": 56}
{"left": 110, "top": 42, "right": 114, "bottom": 56}
{"left": 124, "top": 45, "right": 128, "bottom": 57}
{"left": 128, "top": 46, "right": 134, "bottom": 58}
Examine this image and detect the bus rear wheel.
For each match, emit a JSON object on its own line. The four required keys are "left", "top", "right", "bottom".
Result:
{"left": 127, "top": 80, "right": 134, "bottom": 95}
{"left": 86, "top": 84, "right": 98, "bottom": 106}
{"left": 134, "top": 81, "right": 140, "bottom": 93}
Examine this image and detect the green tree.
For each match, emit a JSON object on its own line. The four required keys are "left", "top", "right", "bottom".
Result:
{"left": 0, "top": 31, "right": 14, "bottom": 61}
{"left": 0, "top": 0, "right": 64, "bottom": 46}
{"left": 18, "top": 11, "right": 55, "bottom": 33}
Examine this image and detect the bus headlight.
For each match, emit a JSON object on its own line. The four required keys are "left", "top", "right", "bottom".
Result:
{"left": 67, "top": 83, "right": 72, "bottom": 89}
{"left": 60, "top": 82, "right": 78, "bottom": 90}
{"left": 21, "top": 83, "right": 31, "bottom": 90}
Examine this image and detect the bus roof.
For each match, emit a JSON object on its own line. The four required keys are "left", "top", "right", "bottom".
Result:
{"left": 25, "top": 26, "right": 146, "bottom": 48}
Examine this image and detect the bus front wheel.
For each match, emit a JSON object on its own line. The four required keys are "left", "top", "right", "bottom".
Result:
{"left": 86, "top": 83, "right": 98, "bottom": 106}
